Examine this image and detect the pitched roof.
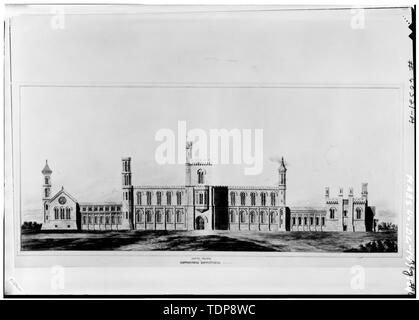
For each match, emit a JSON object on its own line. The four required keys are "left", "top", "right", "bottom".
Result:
{"left": 41, "top": 160, "right": 52, "bottom": 174}
{"left": 279, "top": 157, "right": 287, "bottom": 172}
{"left": 49, "top": 186, "right": 78, "bottom": 204}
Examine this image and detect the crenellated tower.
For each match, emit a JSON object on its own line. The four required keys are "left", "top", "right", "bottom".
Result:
{"left": 121, "top": 157, "right": 133, "bottom": 229}
{"left": 41, "top": 160, "right": 52, "bottom": 223}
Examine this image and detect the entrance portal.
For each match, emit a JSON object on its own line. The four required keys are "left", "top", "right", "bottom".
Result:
{"left": 195, "top": 216, "right": 205, "bottom": 230}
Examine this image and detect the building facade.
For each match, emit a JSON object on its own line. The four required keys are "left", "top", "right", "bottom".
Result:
{"left": 40, "top": 144, "right": 376, "bottom": 232}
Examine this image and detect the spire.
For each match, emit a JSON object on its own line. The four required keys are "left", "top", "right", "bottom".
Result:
{"left": 279, "top": 157, "right": 287, "bottom": 172}
{"left": 41, "top": 160, "right": 52, "bottom": 175}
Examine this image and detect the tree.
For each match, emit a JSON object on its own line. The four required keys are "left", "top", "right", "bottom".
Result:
{"left": 377, "top": 222, "right": 398, "bottom": 232}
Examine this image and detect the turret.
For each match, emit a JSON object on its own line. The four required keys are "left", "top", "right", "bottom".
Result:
{"left": 278, "top": 157, "right": 287, "bottom": 205}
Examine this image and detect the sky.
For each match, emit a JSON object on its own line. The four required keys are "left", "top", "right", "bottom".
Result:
{"left": 9, "top": 7, "right": 412, "bottom": 224}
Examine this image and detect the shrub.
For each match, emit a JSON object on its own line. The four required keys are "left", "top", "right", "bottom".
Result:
{"left": 378, "top": 222, "right": 398, "bottom": 232}
{"left": 346, "top": 239, "right": 397, "bottom": 252}
{"left": 21, "top": 221, "right": 42, "bottom": 233}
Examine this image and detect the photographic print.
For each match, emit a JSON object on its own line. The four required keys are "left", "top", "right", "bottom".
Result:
{"left": 3, "top": 4, "right": 415, "bottom": 296}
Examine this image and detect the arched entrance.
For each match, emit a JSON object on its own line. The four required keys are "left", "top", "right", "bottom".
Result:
{"left": 195, "top": 216, "right": 205, "bottom": 230}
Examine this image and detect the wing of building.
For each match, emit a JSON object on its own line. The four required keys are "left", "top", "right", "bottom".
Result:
{"left": 40, "top": 144, "right": 376, "bottom": 232}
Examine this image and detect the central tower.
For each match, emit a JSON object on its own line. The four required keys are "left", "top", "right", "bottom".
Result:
{"left": 184, "top": 141, "right": 213, "bottom": 230}
{"left": 184, "top": 141, "right": 212, "bottom": 186}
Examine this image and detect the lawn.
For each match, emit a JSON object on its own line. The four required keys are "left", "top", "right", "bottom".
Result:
{"left": 21, "top": 230, "right": 397, "bottom": 252}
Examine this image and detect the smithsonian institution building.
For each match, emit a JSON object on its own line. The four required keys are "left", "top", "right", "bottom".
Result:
{"left": 40, "top": 143, "right": 377, "bottom": 233}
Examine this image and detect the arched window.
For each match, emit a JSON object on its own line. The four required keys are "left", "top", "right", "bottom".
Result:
{"left": 280, "top": 173, "right": 285, "bottom": 185}
{"left": 176, "top": 192, "right": 182, "bottom": 205}
{"left": 65, "top": 208, "right": 71, "bottom": 219}
{"left": 156, "top": 192, "right": 162, "bottom": 205}
{"left": 45, "top": 177, "right": 49, "bottom": 185}
{"left": 100, "top": 216, "right": 103, "bottom": 224}
{"left": 240, "top": 192, "right": 246, "bottom": 206}
{"left": 44, "top": 189, "right": 49, "bottom": 198}
{"left": 146, "top": 210, "right": 152, "bottom": 223}
{"left": 135, "top": 210, "right": 140, "bottom": 222}
{"left": 229, "top": 210, "right": 235, "bottom": 223}
{"left": 271, "top": 192, "right": 276, "bottom": 206}
{"left": 146, "top": 192, "right": 152, "bottom": 205}
{"left": 356, "top": 208, "right": 362, "bottom": 219}
{"left": 230, "top": 192, "right": 236, "bottom": 206}
{"left": 176, "top": 211, "right": 182, "bottom": 223}
{"left": 197, "top": 169, "right": 205, "bottom": 184}
{"left": 330, "top": 208, "right": 336, "bottom": 219}
{"left": 54, "top": 207, "right": 59, "bottom": 219}
{"left": 166, "top": 211, "right": 172, "bottom": 223}
{"left": 156, "top": 210, "right": 162, "bottom": 223}
{"left": 240, "top": 211, "right": 246, "bottom": 223}
{"left": 137, "top": 192, "right": 141, "bottom": 205}
{"left": 298, "top": 217, "right": 302, "bottom": 225}
{"left": 250, "top": 192, "right": 256, "bottom": 206}
{"left": 270, "top": 213, "right": 275, "bottom": 224}
{"left": 60, "top": 207, "right": 65, "bottom": 219}
{"left": 250, "top": 211, "right": 256, "bottom": 223}
{"left": 261, "top": 193, "right": 266, "bottom": 206}
{"left": 261, "top": 212, "right": 266, "bottom": 224}
{"left": 166, "top": 192, "right": 172, "bottom": 205}
{"left": 83, "top": 215, "right": 87, "bottom": 224}
{"left": 304, "top": 217, "right": 307, "bottom": 225}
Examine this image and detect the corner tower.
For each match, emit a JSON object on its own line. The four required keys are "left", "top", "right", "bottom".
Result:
{"left": 41, "top": 160, "right": 52, "bottom": 223}
{"left": 121, "top": 157, "right": 133, "bottom": 230}
{"left": 278, "top": 157, "right": 287, "bottom": 206}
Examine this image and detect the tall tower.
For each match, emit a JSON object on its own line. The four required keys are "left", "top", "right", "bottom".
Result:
{"left": 184, "top": 141, "right": 212, "bottom": 186}
{"left": 361, "top": 183, "right": 368, "bottom": 200}
{"left": 278, "top": 157, "right": 287, "bottom": 205}
{"left": 184, "top": 141, "right": 213, "bottom": 230}
{"left": 41, "top": 160, "right": 52, "bottom": 223}
{"left": 121, "top": 157, "right": 133, "bottom": 230}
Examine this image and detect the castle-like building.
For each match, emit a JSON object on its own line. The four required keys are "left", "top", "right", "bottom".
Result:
{"left": 40, "top": 143, "right": 376, "bottom": 232}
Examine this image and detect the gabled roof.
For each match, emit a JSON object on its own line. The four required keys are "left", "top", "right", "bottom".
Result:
{"left": 41, "top": 160, "right": 52, "bottom": 174}
{"left": 49, "top": 186, "right": 78, "bottom": 204}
